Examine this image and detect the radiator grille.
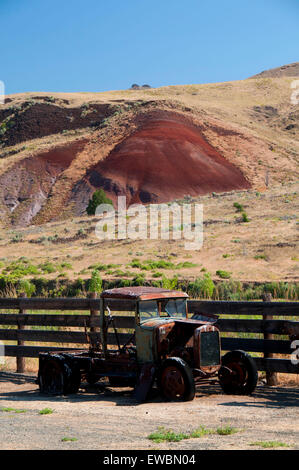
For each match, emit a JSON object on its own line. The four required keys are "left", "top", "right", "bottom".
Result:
{"left": 200, "top": 331, "right": 220, "bottom": 367}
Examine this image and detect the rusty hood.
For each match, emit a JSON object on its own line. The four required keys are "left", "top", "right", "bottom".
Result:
{"left": 140, "top": 317, "right": 216, "bottom": 330}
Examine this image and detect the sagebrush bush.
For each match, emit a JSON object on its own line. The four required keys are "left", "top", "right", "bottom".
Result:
{"left": 233, "top": 202, "right": 244, "bottom": 212}
{"left": 241, "top": 212, "right": 250, "bottom": 222}
{"left": 216, "top": 270, "right": 231, "bottom": 279}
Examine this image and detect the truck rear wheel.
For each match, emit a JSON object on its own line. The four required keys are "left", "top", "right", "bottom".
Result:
{"left": 219, "top": 350, "right": 258, "bottom": 395}
{"left": 38, "top": 356, "right": 80, "bottom": 395}
{"left": 158, "top": 357, "right": 195, "bottom": 401}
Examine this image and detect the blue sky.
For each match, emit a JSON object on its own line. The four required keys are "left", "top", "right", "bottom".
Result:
{"left": 0, "top": 0, "right": 298, "bottom": 94}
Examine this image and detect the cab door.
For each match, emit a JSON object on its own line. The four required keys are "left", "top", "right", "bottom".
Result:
{"left": 135, "top": 300, "right": 159, "bottom": 364}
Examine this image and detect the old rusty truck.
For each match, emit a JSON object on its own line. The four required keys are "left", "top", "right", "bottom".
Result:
{"left": 38, "top": 287, "right": 258, "bottom": 401}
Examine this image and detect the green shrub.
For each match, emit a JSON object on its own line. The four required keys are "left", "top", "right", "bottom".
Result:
{"left": 132, "top": 274, "right": 146, "bottom": 286}
{"left": 254, "top": 254, "right": 269, "bottom": 261}
{"left": 176, "top": 261, "right": 197, "bottom": 269}
{"left": 216, "top": 270, "right": 231, "bottom": 279}
{"left": 148, "top": 425, "right": 214, "bottom": 443}
{"left": 214, "top": 280, "right": 242, "bottom": 300}
{"left": 250, "top": 441, "right": 289, "bottom": 448}
{"left": 153, "top": 272, "right": 162, "bottom": 278}
{"left": 154, "top": 260, "right": 176, "bottom": 269}
{"left": 59, "top": 262, "right": 73, "bottom": 270}
{"left": 0, "top": 407, "right": 27, "bottom": 413}
{"left": 190, "top": 426, "right": 214, "bottom": 438}
{"left": 39, "top": 408, "right": 54, "bottom": 415}
{"left": 39, "top": 262, "right": 57, "bottom": 273}
{"left": 129, "top": 259, "right": 188, "bottom": 271}
{"left": 161, "top": 275, "right": 178, "bottom": 290}
{"left": 3, "top": 261, "right": 40, "bottom": 278}
{"left": 262, "top": 281, "right": 299, "bottom": 299}
{"left": 130, "top": 259, "right": 144, "bottom": 269}
{"left": 11, "top": 233, "right": 23, "bottom": 243}
{"left": 148, "top": 427, "right": 189, "bottom": 443}
{"left": 113, "top": 269, "right": 129, "bottom": 277}
{"left": 18, "top": 280, "right": 36, "bottom": 297}
{"left": 233, "top": 202, "right": 244, "bottom": 212}
{"left": 189, "top": 273, "right": 215, "bottom": 298}
{"left": 118, "top": 278, "right": 132, "bottom": 287}
{"left": 89, "top": 263, "right": 107, "bottom": 271}
{"left": 216, "top": 426, "right": 238, "bottom": 435}
{"left": 88, "top": 270, "right": 102, "bottom": 293}
{"left": 86, "top": 189, "right": 113, "bottom": 215}
{"left": 241, "top": 212, "right": 250, "bottom": 222}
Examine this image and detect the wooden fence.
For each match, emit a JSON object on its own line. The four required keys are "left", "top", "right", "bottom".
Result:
{"left": 0, "top": 295, "right": 298, "bottom": 384}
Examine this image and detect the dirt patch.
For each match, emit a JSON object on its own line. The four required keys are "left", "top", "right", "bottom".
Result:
{"left": 250, "top": 106, "right": 299, "bottom": 135}
{"left": 0, "top": 372, "right": 298, "bottom": 450}
{"left": 0, "top": 139, "right": 87, "bottom": 226}
{"left": 0, "top": 101, "right": 114, "bottom": 147}
{"left": 74, "top": 111, "right": 251, "bottom": 208}
{"left": 249, "top": 61, "right": 299, "bottom": 78}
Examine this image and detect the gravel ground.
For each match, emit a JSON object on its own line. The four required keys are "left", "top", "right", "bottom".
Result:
{"left": 0, "top": 371, "right": 298, "bottom": 450}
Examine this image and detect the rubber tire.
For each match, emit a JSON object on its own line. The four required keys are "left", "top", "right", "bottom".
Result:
{"left": 38, "top": 357, "right": 80, "bottom": 395}
{"left": 158, "top": 357, "right": 195, "bottom": 402}
{"left": 219, "top": 350, "right": 258, "bottom": 395}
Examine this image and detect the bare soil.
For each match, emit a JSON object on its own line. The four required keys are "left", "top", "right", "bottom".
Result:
{"left": 1, "top": 75, "right": 298, "bottom": 227}
{"left": 77, "top": 112, "right": 250, "bottom": 208}
{"left": 0, "top": 372, "right": 298, "bottom": 450}
{"left": 250, "top": 61, "right": 299, "bottom": 78}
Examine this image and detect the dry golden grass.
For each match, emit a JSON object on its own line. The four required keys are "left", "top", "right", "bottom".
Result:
{"left": 0, "top": 182, "right": 298, "bottom": 283}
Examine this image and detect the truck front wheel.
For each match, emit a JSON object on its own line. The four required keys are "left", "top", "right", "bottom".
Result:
{"left": 158, "top": 357, "right": 195, "bottom": 401}
{"left": 218, "top": 350, "right": 258, "bottom": 395}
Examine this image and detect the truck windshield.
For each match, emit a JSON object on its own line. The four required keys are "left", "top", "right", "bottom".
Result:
{"left": 164, "top": 299, "right": 187, "bottom": 318}
{"left": 139, "top": 300, "right": 159, "bottom": 322}
{"left": 139, "top": 298, "right": 187, "bottom": 322}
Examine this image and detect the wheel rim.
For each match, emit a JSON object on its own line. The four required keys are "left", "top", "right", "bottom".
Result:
{"left": 226, "top": 360, "right": 248, "bottom": 388}
{"left": 161, "top": 366, "right": 186, "bottom": 400}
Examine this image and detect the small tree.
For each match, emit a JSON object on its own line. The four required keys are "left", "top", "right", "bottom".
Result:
{"left": 89, "top": 270, "right": 102, "bottom": 293}
{"left": 86, "top": 189, "right": 113, "bottom": 216}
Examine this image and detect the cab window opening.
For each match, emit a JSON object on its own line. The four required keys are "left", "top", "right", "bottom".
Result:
{"left": 139, "top": 298, "right": 187, "bottom": 322}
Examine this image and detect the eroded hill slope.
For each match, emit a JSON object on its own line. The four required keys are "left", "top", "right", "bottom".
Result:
{"left": 0, "top": 75, "right": 298, "bottom": 227}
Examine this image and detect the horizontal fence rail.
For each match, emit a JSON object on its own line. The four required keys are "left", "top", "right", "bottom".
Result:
{"left": 0, "top": 297, "right": 298, "bottom": 379}
{"left": 0, "top": 298, "right": 298, "bottom": 315}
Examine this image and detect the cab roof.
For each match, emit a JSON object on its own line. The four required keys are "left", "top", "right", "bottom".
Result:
{"left": 100, "top": 286, "right": 188, "bottom": 301}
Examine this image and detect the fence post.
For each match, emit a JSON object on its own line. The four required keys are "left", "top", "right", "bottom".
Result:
{"left": 89, "top": 292, "right": 99, "bottom": 348}
{"left": 17, "top": 292, "right": 26, "bottom": 373}
{"left": 263, "top": 292, "right": 278, "bottom": 386}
